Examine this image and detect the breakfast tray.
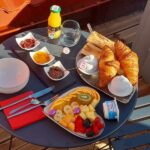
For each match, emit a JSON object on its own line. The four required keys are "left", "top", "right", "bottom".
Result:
{"left": 75, "top": 50, "right": 138, "bottom": 104}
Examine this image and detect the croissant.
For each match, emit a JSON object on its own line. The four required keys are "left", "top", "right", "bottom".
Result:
{"left": 99, "top": 46, "right": 120, "bottom": 87}
{"left": 115, "top": 40, "right": 139, "bottom": 85}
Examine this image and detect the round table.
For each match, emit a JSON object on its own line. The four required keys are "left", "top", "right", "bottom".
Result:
{"left": 0, "top": 27, "right": 137, "bottom": 148}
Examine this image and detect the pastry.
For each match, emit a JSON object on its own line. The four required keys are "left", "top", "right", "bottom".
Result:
{"left": 81, "top": 42, "right": 102, "bottom": 59}
{"left": 114, "top": 40, "right": 139, "bottom": 85}
{"left": 99, "top": 46, "right": 120, "bottom": 87}
{"left": 87, "top": 31, "right": 115, "bottom": 50}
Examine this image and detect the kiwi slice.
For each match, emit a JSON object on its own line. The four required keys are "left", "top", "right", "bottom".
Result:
{"left": 78, "top": 93, "right": 92, "bottom": 104}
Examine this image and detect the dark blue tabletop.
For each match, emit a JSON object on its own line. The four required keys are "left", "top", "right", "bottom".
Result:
{"left": 0, "top": 27, "right": 137, "bottom": 148}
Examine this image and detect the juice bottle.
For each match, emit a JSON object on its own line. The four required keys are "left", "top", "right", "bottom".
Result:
{"left": 48, "top": 5, "right": 62, "bottom": 39}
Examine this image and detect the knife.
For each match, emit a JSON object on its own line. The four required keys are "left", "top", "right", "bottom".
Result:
{"left": 7, "top": 104, "right": 41, "bottom": 119}
{"left": 0, "top": 86, "right": 55, "bottom": 111}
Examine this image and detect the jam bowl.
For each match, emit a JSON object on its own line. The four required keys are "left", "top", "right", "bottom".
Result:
{"left": 44, "top": 61, "right": 70, "bottom": 81}
{"left": 16, "top": 32, "right": 40, "bottom": 50}
{"left": 30, "top": 47, "right": 55, "bottom": 65}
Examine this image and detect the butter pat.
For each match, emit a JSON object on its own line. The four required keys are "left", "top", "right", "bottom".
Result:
{"left": 103, "top": 99, "right": 119, "bottom": 121}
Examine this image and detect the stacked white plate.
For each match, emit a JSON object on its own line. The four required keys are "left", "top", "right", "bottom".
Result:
{"left": 0, "top": 58, "right": 30, "bottom": 94}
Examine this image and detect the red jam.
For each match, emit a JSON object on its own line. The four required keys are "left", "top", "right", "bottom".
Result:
{"left": 48, "top": 66, "right": 64, "bottom": 79}
{"left": 20, "top": 38, "right": 36, "bottom": 48}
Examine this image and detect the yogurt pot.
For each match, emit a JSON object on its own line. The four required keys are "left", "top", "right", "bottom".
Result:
{"left": 103, "top": 98, "right": 119, "bottom": 121}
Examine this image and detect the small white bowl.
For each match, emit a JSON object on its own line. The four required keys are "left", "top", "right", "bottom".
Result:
{"left": 30, "top": 47, "right": 55, "bottom": 65}
{"left": 0, "top": 58, "right": 30, "bottom": 94}
{"left": 108, "top": 75, "right": 133, "bottom": 97}
{"left": 44, "top": 61, "right": 70, "bottom": 81}
{"left": 16, "top": 32, "right": 40, "bottom": 50}
{"left": 77, "top": 55, "right": 98, "bottom": 75}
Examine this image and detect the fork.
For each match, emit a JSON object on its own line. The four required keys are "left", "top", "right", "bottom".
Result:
{"left": 9, "top": 94, "right": 59, "bottom": 115}
{"left": 7, "top": 95, "right": 59, "bottom": 119}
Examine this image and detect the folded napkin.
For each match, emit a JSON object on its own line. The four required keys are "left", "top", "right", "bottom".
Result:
{"left": 0, "top": 91, "right": 46, "bottom": 130}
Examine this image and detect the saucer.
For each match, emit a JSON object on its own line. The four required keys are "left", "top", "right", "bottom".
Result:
{"left": 77, "top": 55, "right": 98, "bottom": 75}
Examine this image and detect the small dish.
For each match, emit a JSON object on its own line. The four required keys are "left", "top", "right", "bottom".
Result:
{"left": 16, "top": 32, "right": 40, "bottom": 50}
{"left": 44, "top": 61, "right": 70, "bottom": 81}
{"left": 108, "top": 75, "right": 133, "bottom": 97}
{"left": 77, "top": 55, "right": 98, "bottom": 75}
{"left": 30, "top": 47, "right": 55, "bottom": 65}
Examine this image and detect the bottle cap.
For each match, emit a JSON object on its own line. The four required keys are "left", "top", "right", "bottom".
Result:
{"left": 50, "top": 5, "right": 61, "bottom": 13}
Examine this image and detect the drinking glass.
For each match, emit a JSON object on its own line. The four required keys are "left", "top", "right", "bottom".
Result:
{"left": 60, "top": 20, "right": 81, "bottom": 47}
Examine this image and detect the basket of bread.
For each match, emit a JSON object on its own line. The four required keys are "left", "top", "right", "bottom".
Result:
{"left": 76, "top": 31, "right": 139, "bottom": 103}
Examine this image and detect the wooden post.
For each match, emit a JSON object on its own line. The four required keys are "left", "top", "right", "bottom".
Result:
{"left": 132, "top": 0, "right": 150, "bottom": 84}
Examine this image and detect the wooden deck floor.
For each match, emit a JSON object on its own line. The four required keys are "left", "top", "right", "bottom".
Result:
{"left": 0, "top": 12, "right": 150, "bottom": 150}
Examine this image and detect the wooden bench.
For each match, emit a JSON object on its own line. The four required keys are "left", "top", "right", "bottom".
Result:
{"left": 108, "top": 95, "right": 150, "bottom": 150}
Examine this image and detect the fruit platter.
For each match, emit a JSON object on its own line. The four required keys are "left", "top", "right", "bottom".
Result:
{"left": 43, "top": 86, "right": 105, "bottom": 139}
{"left": 76, "top": 31, "right": 139, "bottom": 104}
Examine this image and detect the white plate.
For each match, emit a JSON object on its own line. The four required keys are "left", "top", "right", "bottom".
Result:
{"left": 16, "top": 32, "right": 40, "bottom": 50}
{"left": 30, "top": 47, "right": 55, "bottom": 65}
{"left": 44, "top": 61, "right": 70, "bottom": 81}
{"left": 0, "top": 58, "right": 30, "bottom": 94}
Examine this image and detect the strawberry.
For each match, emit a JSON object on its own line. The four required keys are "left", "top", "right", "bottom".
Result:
{"left": 94, "top": 117, "right": 104, "bottom": 130}
{"left": 97, "top": 122, "right": 104, "bottom": 129}
{"left": 75, "top": 116, "right": 83, "bottom": 125}
{"left": 94, "top": 117, "right": 101, "bottom": 124}
{"left": 93, "top": 125, "right": 100, "bottom": 135}
{"left": 75, "top": 116, "right": 85, "bottom": 133}
{"left": 75, "top": 126, "right": 85, "bottom": 133}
